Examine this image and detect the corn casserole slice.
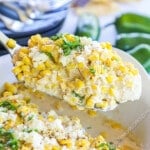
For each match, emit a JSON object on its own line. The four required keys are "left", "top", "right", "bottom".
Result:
{"left": 12, "top": 34, "right": 141, "bottom": 111}
{"left": 0, "top": 82, "right": 119, "bottom": 150}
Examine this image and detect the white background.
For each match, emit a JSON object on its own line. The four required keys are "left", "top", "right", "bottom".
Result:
{"left": 60, "top": 0, "right": 150, "bottom": 45}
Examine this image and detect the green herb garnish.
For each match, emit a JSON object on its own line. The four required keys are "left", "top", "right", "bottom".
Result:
{"left": 0, "top": 128, "right": 19, "bottom": 150}
{"left": 22, "top": 128, "right": 38, "bottom": 133}
{"left": 43, "top": 52, "right": 55, "bottom": 63}
{"left": 0, "top": 101, "right": 16, "bottom": 111}
{"left": 62, "top": 35, "right": 81, "bottom": 56}
{"left": 89, "top": 68, "right": 96, "bottom": 75}
{"left": 51, "top": 34, "right": 82, "bottom": 56}
{"left": 72, "top": 91, "right": 85, "bottom": 103}
{"left": 27, "top": 115, "right": 34, "bottom": 121}
{"left": 50, "top": 34, "right": 62, "bottom": 41}
{"left": 97, "top": 142, "right": 116, "bottom": 150}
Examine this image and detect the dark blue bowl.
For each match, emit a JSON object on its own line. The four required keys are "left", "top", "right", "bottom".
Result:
{"left": 0, "top": 2, "right": 70, "bottom": 55}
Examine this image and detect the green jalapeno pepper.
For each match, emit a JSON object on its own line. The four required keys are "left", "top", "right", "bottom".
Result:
{"left": 128, "top": 44, "right": 150, "bottom": 73}
{"left": 116, "top": 33, "right": 150, "bottom": 51}
{"left": 75, "top": 13, "right": 100, "bottom": 40}
{"left": 115, "top": 13, "right": 150, "bottom": 34}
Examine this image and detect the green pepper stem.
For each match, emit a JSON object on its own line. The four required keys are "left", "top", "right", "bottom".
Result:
{"left": 102, "top": 22, "right": 114, "bottom": 29}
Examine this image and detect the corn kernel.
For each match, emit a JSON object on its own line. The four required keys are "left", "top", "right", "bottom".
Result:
{"left": 101, "top": 86, "right": 108, "bottom": 94}
{"left": 109, "top": 87, "right": 115, "bottom": 96}
{"left": 17, "top": 73, "right": 24, "bottom": 81}
{"left": 92, "top": 85, "right": 97, "bottom": 90}
{"left": 20, "top": 47, "right": 29, "bottom": 54}
{"left": 36, "top": 63, "right": 46, "bottom": 71}
{"left": 21, "top": 65, "right": 30, "bottom": 72}
{"left": 23, "top": 71, "right": 30, "bottom": 76}
{"left": 106, "top": 75, "right": 113, "bottom": 83}
{"left": 18, "top": 51, "right": 27, "bottom": 58}
{"left": 40, "top": 70, "right": 51, "bottom": 76}
{"left": 67, "top": 82, "right": 74, "bottom": 89}
{"left": 77, "top": 62, "right": 84, "bottom": 69}
{"left": 100, "top": 132, "right": 108, "bottom": 138}
{"left": 4, "top": 82, "right": 17, "bottom": 94}
{"left": 88, "top": 51, "right": 99, "bottom": 61}
{"left": 105, "top": 42, "right": 112, "bottom": 50}
{"left": 57, "top": 75, "right": 63, "bottom": 82}
{"left": 5, "top": 120, "right": 15, "bottom": 129}
{"left": 31, "top": 34, "right": 41, "bottom": 42}
{"left": 54, "top": 102, "right": 62, "bottom": 110}
{"left": 6, "top": 38, "right": 16, "bottom": 49}
{"left": 52, "top": 146, "right": 61, "bottom": 150}
{"left": 104, "top": 59, "right": 112, "bottom": 67}
{"left": 101, "top": 42, "right": 112, "bottom": 50}
{"left": 94, "top": 135, "right": 106, "bottom": 148}
{"left": 74, "top": 79, "right": 84, "bottom": 89}
{"left": 48, "top": 116, "right": 55, "bottom": 122}
{"left": 3, "top": 91, "right": 13, "bottom": 97}
{"left": 55, "top": 38, "right": 63, "bottom": 46}
{"left": 12, "top": 66, "right": 22, "bottom": 75}
{"left": 40, "top": 45, "right": 54, "bottom": 53}
{"left": 82, "top": 69, "right": 90, "bottom": 78}
{"left": 87, "top": 110, "right": 97, "bottom": 117}
{"left": 76, "top": 139, "right": 90, "bottom": 148}
{"left": 111, "top": 55, "right": 120, "bottom": 61}
{"left": 105, "top": 119, "right": 122, "bottom": 129}
{"left": 95, "top": 101, "right": 108, "bottom": 109}
{"left": 118, "top": 65, "right": 127, "bottom": 74}
{"left": 130, "top": 69, "right": 139, "bottom": 76}
{"left": 52, "top": 50, "right": 59, "bottom": 63}
{"left": 86, "top": 97, "right": 94, "bottom": 108}
{"left": 37, "top": 37, "right": 49, "bottom": 46}
{"left": 22, "top": 56, "right": 31, "bottom": 65}
{"left": 58, "top": 139, "right": 72, "bottom": 147}
{"left": 31, "top": 68, "right": 37, "bottom": 75}
{"left": 65, "top": 34, "right": 75, "bottom": 42}
{"left": 21, "top": 144, "right": 32, "bottom": 150}
{"left": 45, "top": 60, "right": 52, "bottom": 68}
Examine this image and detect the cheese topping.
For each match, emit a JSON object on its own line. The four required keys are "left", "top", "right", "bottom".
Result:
{"left": 13, "top": 34, "right": 142, "bottom": 111}
{"left": 0, "top": 83, "right": 119, "bottom": 150}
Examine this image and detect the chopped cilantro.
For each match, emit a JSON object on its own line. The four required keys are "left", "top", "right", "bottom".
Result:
{"left": 50, "top": 34, "right": 62, "bottom": 41}
{"left": 97, "top": 142, "right": 116, "bottom": 150}
{"left": 62, "top": 35, "right": 81, "bottom": 56}
{"left": 51, "top": 34, "right": 82, "bottom": 56}
{"left": 72, "top": 91, "right": 85, "bottom": 103}
{"left": 43, "top": 52, "right": 55, "bottom": 62}
{"left": 0, "top": 101, "right": 16, "bottom": 111}
{"left": 89, "top": 68, "right": 95, "bottom": 75}
{"left": 27, "top": 115, "right": 34, "bottom": 121}
{"left": 22, "top": 128, "right": 38, "bottom": 133}
{"left": 0, "top": 128, "right": 19, "bottom": 150}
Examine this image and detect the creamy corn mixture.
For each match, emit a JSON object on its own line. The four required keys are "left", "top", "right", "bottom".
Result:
{"left": 0, "top": 83, "right": 119, "bottom": 150}
{"left": 12, "top": 34, "right": 141, "bottom": 111}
